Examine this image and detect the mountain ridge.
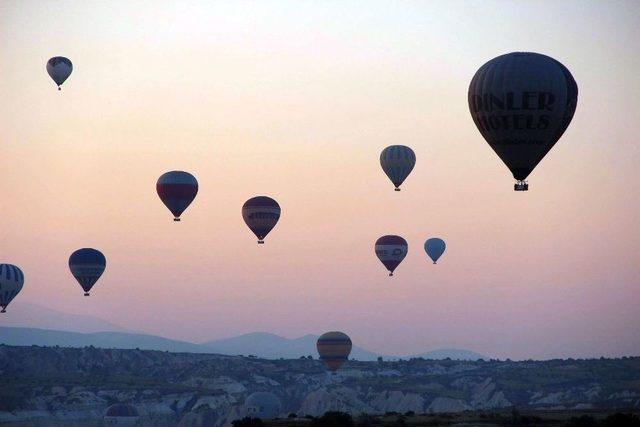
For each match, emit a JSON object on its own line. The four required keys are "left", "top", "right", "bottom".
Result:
{"left": 0, "top": 326, "right": 487, "bottom": 361}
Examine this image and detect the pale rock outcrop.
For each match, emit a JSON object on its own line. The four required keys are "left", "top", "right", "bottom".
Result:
{"left": 427, "top": 397, "right": 470, "bottom": 413}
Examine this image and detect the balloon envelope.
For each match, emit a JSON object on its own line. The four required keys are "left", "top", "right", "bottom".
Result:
{"left": 242, "top": 196, "right": 281, "bottom": 243}
{"left": 468, "top": 52, "right": 578, "bottom": 184}
{"left": 46, "top": 57, "right": 73, "bottom": 90}
{"left": 424, "top": 238, "right": 446, "bottom": 264}
{"left": 317, "top": 331, "right": 352, "bottom": 372}
{"left": 380, "top": 145, "right": 416, "bottom": 191}
{"left": 69, "top": 248, "right": 106, "bottom": 296}
{"left": 156, "top": 171, "right": 199, "bottom": 221}
{"left": 0, "top": 264, "right": 24, "bottom": 313}
{"left": 375, "top": 235, "right": 408, "bottom": 276}
{"left": 244, "top": 392, "right": 281, "bottom": 419}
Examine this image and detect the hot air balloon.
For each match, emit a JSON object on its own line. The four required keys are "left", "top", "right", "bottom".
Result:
{"left": 380, "top": 145, "right": 416, "bottom": 191}
{"left": 46, "top": 57, "right": 73, "bottom": 90}
{"left": 156, "top": 171, "right": 199, "bottom": 221}
{"left": 242, "top": 196, "right": 281, "bottom": 244}
{"left": 317, "top": 331, "right": 352, "bottom": 373}
{"left": 69, "top": 248, "right": 106, "bottom": 296}
{"left": 0, "top": 264, "right": 24, "bottom": 313}
{"left": 468, "top": 52, "right": 578, "bottom": 191}
{"left": 243, "top": 392, "right": 282, "bottom": 420}
{"left": 375, "top": 235, "right": 408, "bottom": 276}
{"left": 104, "top": 403, "right": 139, "bottom": 426}
{"left": 424, "top": 238, "right": 446, "bottom": 264}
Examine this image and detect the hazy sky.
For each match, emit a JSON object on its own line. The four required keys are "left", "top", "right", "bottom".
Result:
{"left": 1, "top": 1, "right": 639, "bottom": 360}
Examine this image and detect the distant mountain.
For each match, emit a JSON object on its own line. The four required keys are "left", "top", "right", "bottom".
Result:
{"left": 201, "top": 332, "right": 380, "bottom": 361}
{"left": 0, "top": 327, "right": 206, "bottom": 353}
{"left": 1, "top": 302, "right": 131, "bottom": 334}
{"left": 0, "top": 325, "right": 487, "bottom": 362}
{"left": 409, "top": 349, "right": 487, "bottom": 361}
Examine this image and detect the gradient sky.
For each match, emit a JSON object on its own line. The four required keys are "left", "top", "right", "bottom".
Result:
{"left": 1, "top": 0, "right": 639, "bottom": 360}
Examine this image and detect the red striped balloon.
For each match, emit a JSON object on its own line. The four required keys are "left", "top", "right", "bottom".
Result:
{"left": 317, "top": 331, "right": 352, "bottom": 372}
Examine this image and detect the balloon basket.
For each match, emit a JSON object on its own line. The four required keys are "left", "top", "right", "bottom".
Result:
{"left": 173, "top": 218, "right": 181, "bottom": 222}
{"left": 1, "top": 309, "right": 5, "bottom": 313}
{"left": 514, "top": 181, "right": 529, "bottom": 191}
{"left": 257, "top": 240, "right": 264, "bottom": 244}
{"left": 84, "top": 292, "right": 90, "bottom": 297}
{"left": 394, "top": 188, "right": 400, "bottom": 191}
{"left": 389, "top": 273, "right": 393, "bottom": 277}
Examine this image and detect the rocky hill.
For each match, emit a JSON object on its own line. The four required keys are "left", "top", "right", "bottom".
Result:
{"left": 1, "top": 345, "right": 639, "bottom": 426}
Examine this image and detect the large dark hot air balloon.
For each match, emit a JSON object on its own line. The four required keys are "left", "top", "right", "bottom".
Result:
{"left": 468, "top": 52, "right": 578, "bottom": 191}
{"left": 375, "top": 235, "right": 408, "bottom": 276}
{"left": 0, "top": 264, "right": 24, "bottom": 313}
{"left": 46, "top": 57, "right": 73, "bottom": 90}
{"left": 380, "top": 145, "right": 416, "bottom": 191}
{"left": 156, "top": 171, "right": 199, "bottom": 221}
{"left": 69, "top": 248, "right": 106, "bottom": 296}
{"left": 317, "top": 331, "right": 352, "bottom": 373}
{"left": 242, "top": 196, "right": 281, "bottom": 244}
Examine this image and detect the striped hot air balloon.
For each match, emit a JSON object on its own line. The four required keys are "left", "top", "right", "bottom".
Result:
{"left": 375, "top": 235, "right": 408, "bottom": 276}
{"left": 0, "top": 264, "right": 24, "bottom": 313}
{"left": 242, "top": 196, "right": 281, "bottom": 244}
{"left": 156, "top": 171, "right": 199, "bottom": 221}
{"left": 46, "top": 57, "right": 73, "bottom": 90}
{"left": 69, "top": 248, "right": 106, "bottom": 296}
{"left": 317, "top": 331, "right": 352, "bottom": 373}
{"left": 380, "top": 145, "right": 416, "bottom": 191}
{"left": 468, "top": 52, "right": 578, "bottom": 191}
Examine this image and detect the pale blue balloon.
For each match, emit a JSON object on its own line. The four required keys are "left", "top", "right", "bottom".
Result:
{"left": 424, "top": 238, "right": 446, "bottom": 264}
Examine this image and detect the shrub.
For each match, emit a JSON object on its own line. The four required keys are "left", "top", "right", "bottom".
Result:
{"left": 310, "top": 411, "right": 354, "bottom": 427}
{"left": 232, "top": 417, "right": 264, "bottom": 427}
{"left": 567, "top": 415, "right": 598, "bottom": 427}
{"left": 602, "top": 413, "right": 640, "bottom": 427}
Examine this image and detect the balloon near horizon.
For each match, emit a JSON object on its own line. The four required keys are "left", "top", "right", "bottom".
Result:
{"left": 317, "top": 331, "right": 353, "bottom": 373}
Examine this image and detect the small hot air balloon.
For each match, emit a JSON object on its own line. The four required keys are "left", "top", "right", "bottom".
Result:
{"left": 380, "top": 145, "right": 416, "bottom": 191}
{"left": 424, "top": 238, "right": 446, "bottom": 264}
{"left": 468, "top": 52, "right": 578, "bottom": 191}
{"left": 156, "top": 171, "right": 199, "bottom": 221}
{"left": 375, "top": 235, "right": 408, "bottom": 276}
{"left": 104, "top": 403, "right": 139, "bottom": 425}
{"left": 46, "top": 57, "right": 73, "bottom": 90}
{"left": 317, "top": 331, "right": 352, "bottom": 373}
{"left": 0, "top": 264, "right": 24, "bottom": 313}
{"left": 242, "top": 196, "right": 281, "bottom": 244}
{"left": 69, "top": 248, "right": 106, "bottom": 296}
{"left": 243, "top": 392, "right": 281, "bottom": 420}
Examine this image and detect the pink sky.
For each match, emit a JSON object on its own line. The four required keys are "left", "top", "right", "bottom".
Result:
{"left": 1, "top": 1, "right": 639, "bottom": 359}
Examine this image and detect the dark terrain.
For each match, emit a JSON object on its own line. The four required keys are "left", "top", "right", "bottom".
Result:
{"left": 1, "top": 345, "right": 638, "bottom": 426}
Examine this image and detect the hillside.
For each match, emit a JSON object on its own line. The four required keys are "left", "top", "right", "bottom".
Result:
{"left": 0, "top": 345, "right": 638, "bottom": 426}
